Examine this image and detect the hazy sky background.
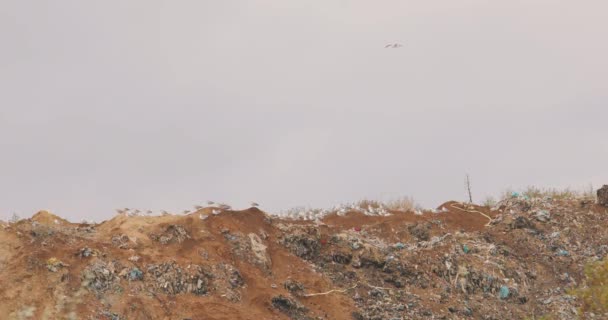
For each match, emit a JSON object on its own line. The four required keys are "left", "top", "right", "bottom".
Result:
{"left": 1, "top": 1, "right": 607, "bottom": 221}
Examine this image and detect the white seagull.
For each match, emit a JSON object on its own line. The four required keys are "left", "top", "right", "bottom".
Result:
{"left": 385, "top": 43, "right": 403, "bottom": 48}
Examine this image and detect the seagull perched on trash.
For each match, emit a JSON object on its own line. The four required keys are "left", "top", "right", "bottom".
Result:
{"left": 218, "top": 203, "right": 231, "bottom": 210}
{"left": 250, "top": 202, "right": 260, "bottom": 207}
{"left": 206, "top": 201, "right": 215, "bottom": 206}
{"left": 385, "top": 43, "right": 403, "bottom": 48}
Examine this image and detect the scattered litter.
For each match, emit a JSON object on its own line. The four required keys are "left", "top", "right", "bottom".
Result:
{"left": 462, "top": 244, "right": 470, "bottom": 254}
{"left": 394, "top": 242, "right": 405, "bottom": 250}
{"left": 534, "top": 210, "right": 551, "bottom": 222}
{"left": 76, "top": 247, "right": 98, "bottom": 258}
{"left": 111, "top": 234, "right": 131, "bottom": 249}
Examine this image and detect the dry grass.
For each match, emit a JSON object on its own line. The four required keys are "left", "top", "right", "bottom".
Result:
{"left": 500, "top": 185, "right": 597, "bottom": 201}
{"left": 384, "top": 196, "right": 417, "bottom": 212}
{"left": 353, "top": 199, "right": 384, "bottom": 210}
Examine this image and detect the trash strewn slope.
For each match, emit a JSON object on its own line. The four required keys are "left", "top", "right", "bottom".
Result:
{"left": 1, "top": 195, "right": 607, "bottom": 320}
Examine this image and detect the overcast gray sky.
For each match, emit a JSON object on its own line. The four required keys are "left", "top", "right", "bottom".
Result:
{"left": 1, "top": 1, "right": 607, "bottom": 221}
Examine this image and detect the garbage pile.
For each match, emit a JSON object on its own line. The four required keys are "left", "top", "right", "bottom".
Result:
{"left": 1, "top": 192, "right": 607, "bottom": 319}
{"left": 82, "top": 260, "right": 123, "bottom": 294}
{"left": 271, "top": 195, "right": 608, "bottom": 319}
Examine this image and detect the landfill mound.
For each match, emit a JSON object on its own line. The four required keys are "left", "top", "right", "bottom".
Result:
{"left": 1, "top": 197, "right": 607, "bottom": 320}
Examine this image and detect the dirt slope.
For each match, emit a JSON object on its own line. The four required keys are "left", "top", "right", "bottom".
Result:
{"left": 0, "top": 198, "right": 606, "bottom": 320}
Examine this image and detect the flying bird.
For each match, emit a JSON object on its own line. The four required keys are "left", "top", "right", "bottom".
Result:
{"left": 385, "top": 43, "right": 403, "bottom": 48}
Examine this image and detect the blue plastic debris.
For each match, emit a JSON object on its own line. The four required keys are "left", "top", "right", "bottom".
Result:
{"left": 499, "top": 286, "right": 510, "bottom": 299}
{"left": 129, "top": 268, "right": 144, "bottom": 281}
{"left": 556, "top": 249, "right": 569, "bottom": 257}
{"left": 511, "top": 192, "right": 520, "bottom": 198}
{"left": 462, "top": 244, "right": 470, "bottom": 254}
{"left": 394, "top": 242, "right": 405, "bottom": 250}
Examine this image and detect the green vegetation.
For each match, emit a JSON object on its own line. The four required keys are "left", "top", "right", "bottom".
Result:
{"left": 571, "top": 257, "right": 608, "bottom": 318}
{"left": 481, "top": 196, "right": 497, "bottom": 207}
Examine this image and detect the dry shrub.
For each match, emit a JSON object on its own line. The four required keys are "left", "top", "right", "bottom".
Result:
{"left": 384, "top": 196, "right": 416, "bottom": 212}
{"left": 354, "top": 200, "right": 384, "bottom": 210}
